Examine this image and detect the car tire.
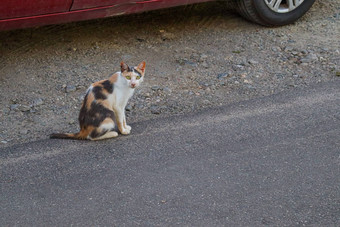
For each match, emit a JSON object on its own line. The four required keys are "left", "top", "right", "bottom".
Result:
{"left": 232, "top": 0, "right": 316, "bottom": 26}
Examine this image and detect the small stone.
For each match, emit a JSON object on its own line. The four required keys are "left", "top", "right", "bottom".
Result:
{"left": 217, "top": 73, "right": 229, "bottom": 79}
{"left": 20, "top": 129, "right": 28, "bottom": 135}
{"left": 300, "top": 53, "right": 318, "bottom": 63}
{"left": 125, "top": 104, "right": 133, "bottom": 111}
{"left": 32, "top": 98, "right": 44, "bottom": 107}
{"left": 163, "top": 87, "right": 172, "bottom": 93}
{"left": 284, "top": 46, "right": 294, "bottom": 52}
{"left": 184, "top": 60, "right": 197, "bottom": 67}
{"left": 248, "top": 59, "right": 258, "bottom": 65}
{"left": 65, "top": 85, "right": 77, "bottom": 93}
{"left": 18, "top": 105, "right": 31, "bottom": 112}
{"left": 11, "top": 98, "right": 19, "bottom": 104}
{"left": 10, "top": 104, "right": 19, "bottom": 111}
{"left": 151, "top": 86, "right": 162, "bottom": 91}
{"left": 136, "top": 104, "right": 144, "bottom": 109}
{"left": 200, "top": 54, "right": 208, "bottom": 62}
{"left": 336, "top": 72, "right": 340, "bottom": 77}
{"left": 1, "top": 140, "right": 7, "bottom": 144}
{"left": 276, "top": 73, "right": 286, "bottom": 79}
{"left": 232, "top": 64, "right": 244, "bottom": 71}
{"left": 68, "top": 119, "right": 75, "bottom": 125}
{"left": 150, "top": 105, "right": 161, "bottom": 114}
{"left": 201, "top": 62, "right": 209, "bottom": 68}
{"left": 272, "top": 46, "right": 281, "bottom": 52}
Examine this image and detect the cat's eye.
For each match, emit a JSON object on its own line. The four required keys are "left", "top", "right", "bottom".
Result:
{"left": 125, "top": 76, "right": 131, "bottom": 80}
{"left": 136, "top": 75, "right": 141, "bottom": 80}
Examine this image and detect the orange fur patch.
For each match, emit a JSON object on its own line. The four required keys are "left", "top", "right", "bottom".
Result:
{"left": 86, "top": 92, "right": 95, "bottom": 109}
{"left": 109, "top": 73, "right": 119, "bottom": 83}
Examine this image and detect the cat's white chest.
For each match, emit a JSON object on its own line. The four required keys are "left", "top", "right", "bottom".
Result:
{"left": 109, "top": 86, "right": 134, "bottom": 109}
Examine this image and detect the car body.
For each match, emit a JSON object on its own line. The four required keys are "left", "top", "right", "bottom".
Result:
{"left": 0, "top": 0, "right": 316, "bottom": 31}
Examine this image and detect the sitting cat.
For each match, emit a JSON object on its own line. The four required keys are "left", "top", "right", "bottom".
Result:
{"left": 50, "top": 61, "right": 146, "bottom": 140}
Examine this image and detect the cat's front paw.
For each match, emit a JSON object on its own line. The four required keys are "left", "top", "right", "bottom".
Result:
{"left": 121, "top": 128, "right": 131, "bottom": 135}
{"left": 125, "top": 125, "right": 131, "bottom": 131}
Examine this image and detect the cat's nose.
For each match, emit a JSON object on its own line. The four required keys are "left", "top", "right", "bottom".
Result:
{"left": 131, "top": 83, "right": 136, "bottom": 88}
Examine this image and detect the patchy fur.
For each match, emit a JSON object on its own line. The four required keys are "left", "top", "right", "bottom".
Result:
{"left": 50, "top": 61, "right": 146, "bottom": 140}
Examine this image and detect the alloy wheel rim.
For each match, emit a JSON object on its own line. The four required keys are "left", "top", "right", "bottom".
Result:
{"left": 264, "top": 0, "right": 305, "bottom": 13}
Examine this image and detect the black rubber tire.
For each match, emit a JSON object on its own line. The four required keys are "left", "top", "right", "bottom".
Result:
{"left": 233, "top": 0, "right": 316, "bottom": 26}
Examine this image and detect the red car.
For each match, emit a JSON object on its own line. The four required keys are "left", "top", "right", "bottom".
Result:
{"left": 0, "top": 0, "right": 316, "bottom": 31}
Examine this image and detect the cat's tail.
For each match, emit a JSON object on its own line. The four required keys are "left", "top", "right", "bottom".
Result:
{"left": 50, "top": 132, "right": 87, "bottom": 140}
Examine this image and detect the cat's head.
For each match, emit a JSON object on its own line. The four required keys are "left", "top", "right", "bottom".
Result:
{"left": 120, "top": 61, "right": 146, "bottom": 89}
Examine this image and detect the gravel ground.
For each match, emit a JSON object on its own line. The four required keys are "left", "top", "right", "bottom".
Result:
{"left": 0, "top": 0, "right": 339, "bottom": 148}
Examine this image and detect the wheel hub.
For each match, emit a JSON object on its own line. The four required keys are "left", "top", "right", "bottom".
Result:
{"left": 264, "top": 0, "right": 305, "bottom": 13}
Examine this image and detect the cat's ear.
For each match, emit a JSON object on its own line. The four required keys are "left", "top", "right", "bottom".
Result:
{"left": 137, "top": 61, "right": 146, "bottom": 73}
{"left": 121, "top": 62, "right": 129, "bottom": 72}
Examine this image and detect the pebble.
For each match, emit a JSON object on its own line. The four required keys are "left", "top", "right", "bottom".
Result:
{"left": 18, "top": 105, "right": 31, "bottom": 112}
{"left": 200, "top": 54, "right": 208, "bottom": 62}
{"left": 232, "top": 64, "right": 244, "bottom": 71}
{"left": 150, "top": 105, "right": 161, "bottom": 114}
{"left": 284, "top": 46, "right": 294, "bottom": 52}
{"left": 1, "top": 140, "right": 7, "bottom": 144}
{"left": 163, "top": 87, "right": 172, "bottom": 93}
{"left": 217, "top": 73, "right": 229, "bottom": 80}
{"left": 125, "top": 104, "right": 133, "bottom": 111}
{"left": 184, "top": 60, "right": 197, "bottom": 67}
{"left": 300, "top": 53, "right": 318, "bottom": 63}
{"left": 248, "top": 59, "right": 258, "bottom": 65}
{"left": 20, "top": 129, "right": 28, "bottom": 135}
{"left": 32, "top": 98, "right": 44, "bottom": 107}
{"left": 151, "top": 86, "right": 162, "bottom": 91}
{"left": 65, "top": 85, "right": 77, "bottom": 93}
{"left": 10, "top": 104, "right": 19, "bottom": 111}
{"left": 201, "top": 62, "right": 209, "bottom": 68}
{"left": 272, "top": 46, "right": 281, "bottom": 52}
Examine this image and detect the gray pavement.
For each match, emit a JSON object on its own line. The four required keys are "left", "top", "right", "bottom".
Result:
{"left": 1, "top": 80, "right": 340, "bottom": 226}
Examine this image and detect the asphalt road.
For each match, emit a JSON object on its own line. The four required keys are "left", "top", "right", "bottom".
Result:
{"left": 1, "top": 80, "right": 339, "bottom": 226}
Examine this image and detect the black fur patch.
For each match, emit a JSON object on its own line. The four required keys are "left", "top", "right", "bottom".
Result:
{"left": 101, "top": 80, "right": 114, "bottom": 93}
{"left": 92, "top": 86, "right": 106, "bottom": 100}
{"left": 133, "top": 68, "right": 142, "bottom": 76}
{"left": 78, "top": 92, "right": 89, "bottom": 126}
{"left": 79, "top": 101, "right": 115, "bottom": 127}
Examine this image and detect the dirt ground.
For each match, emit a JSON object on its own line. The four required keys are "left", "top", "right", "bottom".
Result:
{"left": 0, "top": 0, "right": 339, "bottom": 147}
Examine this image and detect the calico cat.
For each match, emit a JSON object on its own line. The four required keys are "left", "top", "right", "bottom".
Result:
{"left": 50, "top": 61, "right": 146, "bottom": 140}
